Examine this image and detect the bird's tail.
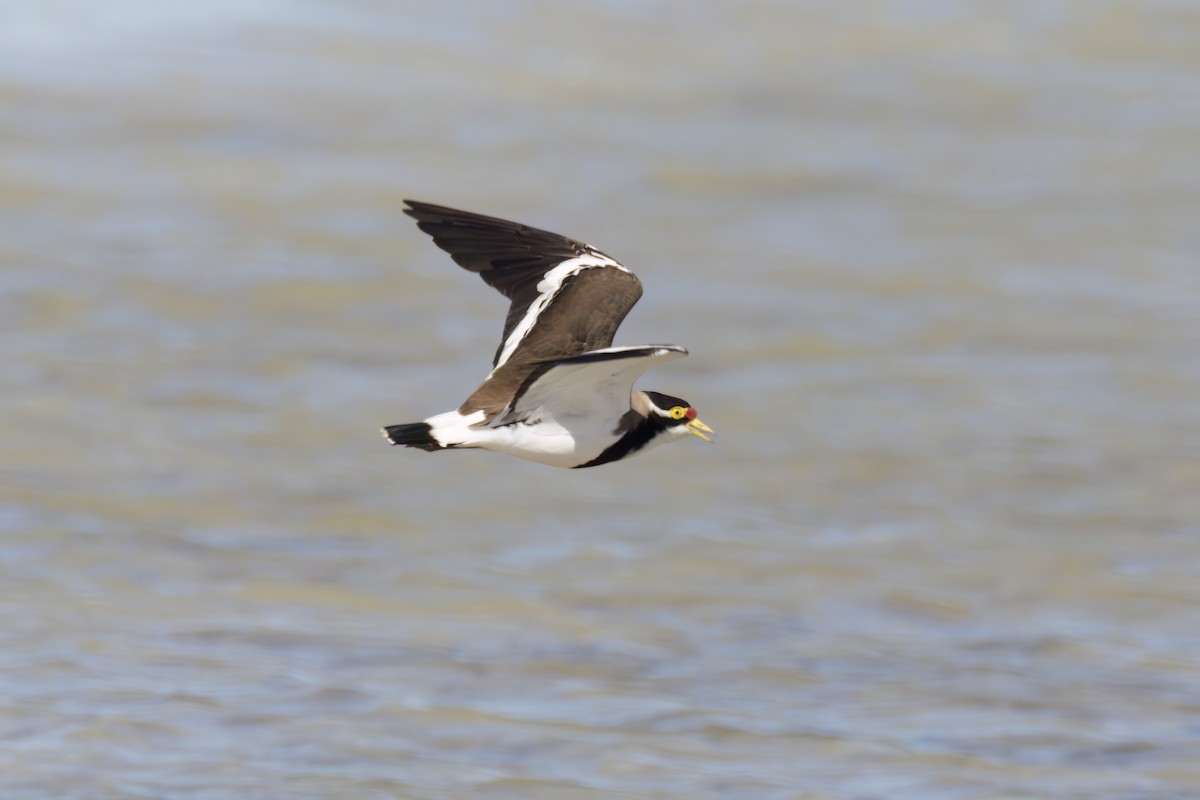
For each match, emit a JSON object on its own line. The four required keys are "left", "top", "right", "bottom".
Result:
{"left": 381, "top": 422, "right": 445, "bottom": 451}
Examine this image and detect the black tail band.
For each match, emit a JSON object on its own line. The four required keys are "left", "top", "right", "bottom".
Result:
{"left": 382, "top": 422, "right": 444, "bottom": 451}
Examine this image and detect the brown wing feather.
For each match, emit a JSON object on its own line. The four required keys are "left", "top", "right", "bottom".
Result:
{"left": 457, "top": 269, "right": 644, "bottom": 419}
{"left": 402, "top": 201, "right": 646, "bottom": 421}
{"left": 403, "top": 200, "right": 633, "bottom": 367}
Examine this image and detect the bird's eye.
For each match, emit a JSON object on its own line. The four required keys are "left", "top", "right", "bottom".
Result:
{"left": 669, "top": 406, "right": 687, "bottom": 420}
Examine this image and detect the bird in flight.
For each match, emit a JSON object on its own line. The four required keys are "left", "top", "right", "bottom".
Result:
{"left": 382, "top": 201, "right": 713, "bottom": 469}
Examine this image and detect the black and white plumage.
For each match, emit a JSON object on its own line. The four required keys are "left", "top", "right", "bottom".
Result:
{"left": 382, "top": 201, "right": 713, "bottom": 469}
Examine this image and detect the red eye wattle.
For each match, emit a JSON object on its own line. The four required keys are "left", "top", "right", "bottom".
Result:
{"left": 685, "top": 407, "right": 697, "bottom": 420}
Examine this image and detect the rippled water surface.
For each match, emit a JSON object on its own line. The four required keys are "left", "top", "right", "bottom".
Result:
{"left": 3, "top": 1, "right": 1199, "bottom": 798}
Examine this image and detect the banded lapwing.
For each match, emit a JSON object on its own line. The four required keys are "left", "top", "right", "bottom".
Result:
{"left": 382, "top": 201, "right": 713, "bottom": 468}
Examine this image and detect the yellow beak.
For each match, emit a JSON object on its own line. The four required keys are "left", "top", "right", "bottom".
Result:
{"left": 686, "top": 418, "right": 715, "bottom": 442}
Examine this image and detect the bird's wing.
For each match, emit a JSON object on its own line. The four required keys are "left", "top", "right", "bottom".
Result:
{"left": 403, "top": 201, "right": 643, "bottom": 369}
{"left": 490, "top": 345, "right": 688, "bottom": 426}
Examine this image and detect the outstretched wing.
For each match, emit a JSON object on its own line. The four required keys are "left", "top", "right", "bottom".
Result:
{"left": 493, "top": 345, "right": 688, "bottom": 426}
{"left": 403, "top": 201, "right": 643, "bottom": 369}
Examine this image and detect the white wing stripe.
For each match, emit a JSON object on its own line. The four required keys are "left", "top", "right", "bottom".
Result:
{"left": 492, "top": 254, "right": 628, "bottom": 369}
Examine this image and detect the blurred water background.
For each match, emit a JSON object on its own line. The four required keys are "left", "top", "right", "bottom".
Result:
{"left": 2, "top": 1, "right": 1199, "bottom": 798}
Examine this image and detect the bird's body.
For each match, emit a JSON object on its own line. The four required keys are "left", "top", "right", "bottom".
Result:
{"left": 382, "top": 201, "right": 712, "bottom": 469}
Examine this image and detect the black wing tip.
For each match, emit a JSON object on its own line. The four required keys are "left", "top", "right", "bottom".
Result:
{"left": 402, "top": 199, "right": 445, "bottom": 214}
{"left": 401, "top": 199, "right": 616, "bottom": 255}
{"left": 402, "top": 199, "right": 444, "bottom": 211}
{"left": 402, "top": 199, "right": 510, "bottom": 226}
{"left": 402, "top": 199, "right": 473, "bottom": 226}
{"left": 402, "top": 200, "right": 453, "bottom": 226}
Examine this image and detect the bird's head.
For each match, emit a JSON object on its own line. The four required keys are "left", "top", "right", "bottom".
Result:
{"left": 641, "top": 391, "right": 715, "bottom": 443}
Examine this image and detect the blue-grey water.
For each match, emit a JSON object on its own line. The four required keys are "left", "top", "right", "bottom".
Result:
{"left": 2, "top": 2, "right": 1199, "bottom": 798}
